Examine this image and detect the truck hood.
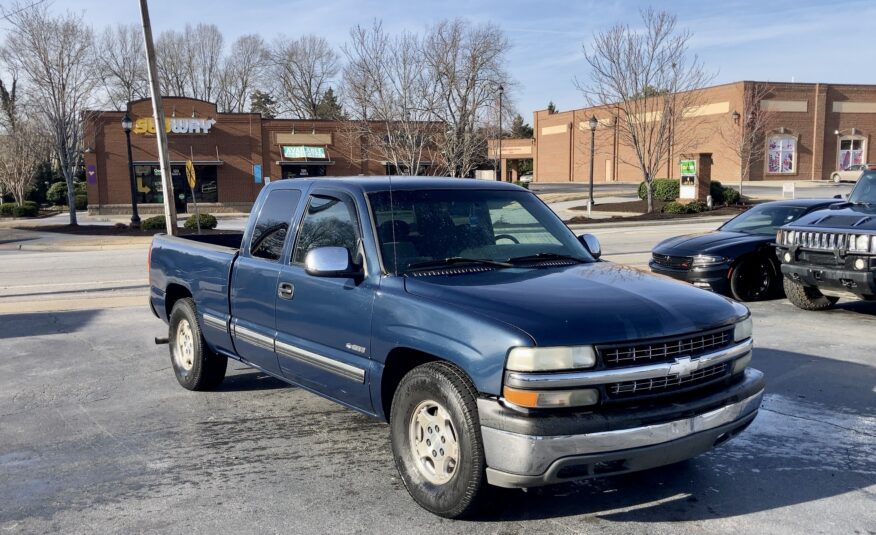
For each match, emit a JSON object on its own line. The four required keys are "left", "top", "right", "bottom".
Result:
{"left": 653, "top": 231, "right": 769, "bottom": 256}
{"left": 785, "top": 204, "right": 876, "bottom": 231}
{"left": 403, "top": 263, "right": 748, "bottom": 346}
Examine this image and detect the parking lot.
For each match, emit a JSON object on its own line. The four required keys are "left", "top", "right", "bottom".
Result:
{"left": 1, "top": 218, "right": 874, "bottom": 534}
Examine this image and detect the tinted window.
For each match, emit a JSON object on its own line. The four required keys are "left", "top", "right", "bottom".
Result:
{"left": 292, "top": 195, "right": 360, "bottom": 264}
{"left": 849, "top": 172, "right": 876, "bottom": 205}
{"left": 720, "top": 204, "right": 807, "bottom": 235}
{"left": 249, "top": 189, "right": 301, "bottom": 261}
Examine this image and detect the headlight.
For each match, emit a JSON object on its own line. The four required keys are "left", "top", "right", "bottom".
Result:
{"left": 691, "top": 254, "right": 728, "bottom": 267}
{"left": 506, "top": 346, "right": 596, "bottom": 372}
{"left": 734, "top": 317, "right": 753, "bottom": 342}
{"left": 850, "top": 234, "right": 871, "bottom": 252}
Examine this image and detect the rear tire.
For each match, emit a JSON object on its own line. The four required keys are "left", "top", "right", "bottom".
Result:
{"left": 389, "top": 361, "right": 486, "bottom": 519}
{"left": 730, "top": 257, "right": 775, "bottom": 302}
{"left": 168, "top": 298, "right": 227, "bottom": 390}
{"left": 783, "top": 278, "right": 839, "bottom": 310}
{"left": 832, "top": 173, "right": 841, "bottom": 183}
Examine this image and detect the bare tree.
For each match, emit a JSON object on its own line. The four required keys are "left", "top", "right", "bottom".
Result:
{"left": 1, "top": 2, "right": 97, "bottom": 224}
{"left": 578, "top": 8, "right": 713, "bottom": 212}
{"left": 155, "top": 29, "right": 189, "bottom": 96}
{"left": 340, "top": 22, "right": 438, "bottom": 176}
{"left": 217, "top": 34, "right": 268, "bottom": 113}
{"left": 0, "top": 117, "right": 47, "bottom": 205}
{"left": 719, "top": 82, "right": 773, "bottom": 199}
{"left": 270, "top": 35, "right": 339, "bottom": 118}
{"left": 96, "top": 24, "right": 149, "bottom": 110}
{"left": 423, "top": 19, "right": 511, "bottom": 178}
{"left": 187, "top": 23, "right": 224, "bottom": 102}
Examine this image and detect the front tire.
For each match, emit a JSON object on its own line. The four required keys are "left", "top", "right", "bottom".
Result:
{"left": 168, "top": 298, "right": 227, "bottom": 390}
{"left": 730, "top": 257, "right": 775, "bottom": 302}
{"left": 832, "top": 173, "right": 841, "bottom": 183}
{"left": 389, "top": 362, "right": 486, "bottom": 519}
{"left": 783, "top": 278, "right": 839, "bottom": 310}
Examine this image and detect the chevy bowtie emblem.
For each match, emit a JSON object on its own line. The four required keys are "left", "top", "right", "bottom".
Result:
{"left": 668, "top": 356, "right": 697, "bottom": 377}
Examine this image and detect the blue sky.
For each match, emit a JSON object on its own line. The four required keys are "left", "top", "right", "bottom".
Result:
{"left": 36, "top": 0, "right": 876, "bottom": 119}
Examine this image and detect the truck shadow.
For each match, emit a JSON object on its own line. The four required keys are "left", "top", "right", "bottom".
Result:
{"left": 474, "top": 348, "right": 876, "bottom": 523}
{"left": 217, "top": 368, "right": 292, "bottom": 392}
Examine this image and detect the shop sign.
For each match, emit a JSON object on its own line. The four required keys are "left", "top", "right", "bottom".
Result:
{"left": 680, "top": 159, "right": 696, "bottom": 176}
{"left": 282, "top": 145, "right": 326, "bottom": 159}
{"left": 133, "top": 117, "right": 217, "bottom": 135}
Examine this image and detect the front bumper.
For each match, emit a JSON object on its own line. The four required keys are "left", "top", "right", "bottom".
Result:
{"left": 479, "top": 368, "right": 764, "bottom": 488}
{"left": 780, "top": 262, "right": 876, "bottom": 297}
{"left": 649, "top": 261, "right": 730, "bottom": 293}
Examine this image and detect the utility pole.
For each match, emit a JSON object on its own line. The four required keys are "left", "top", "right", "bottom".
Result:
{"left": 139, "top": 0, "right": 177, "bottom": 235}
{"left": 497, "top": 84, "right": 504, "bottom": 181}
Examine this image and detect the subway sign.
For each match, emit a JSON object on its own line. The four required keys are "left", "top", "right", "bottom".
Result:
{"left": 133, "top": 117, "right": 217, "bottom": 135}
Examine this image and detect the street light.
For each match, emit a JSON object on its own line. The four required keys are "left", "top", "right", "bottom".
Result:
{"left": 587, "top": 115, "right": 598, "bottom": 215}
{"left": 731, "top": 110, "right": 741, "bottom": 125}
{"left": 497, "top": 84, "right": 504, "bottom": 181}
{"left": 121, "top": 112, "right": 141, "bottom": 228}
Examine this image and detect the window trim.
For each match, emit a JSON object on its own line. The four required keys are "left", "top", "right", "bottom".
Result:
{"left": 290, "top": 191, "right": 364, "bottom": 267}
{"left": 765, "top": 132, "right": 798, "bottom": 175}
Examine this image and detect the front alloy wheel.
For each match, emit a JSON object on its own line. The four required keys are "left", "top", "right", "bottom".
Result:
{"left": 408, "top": 400, "right": 461, "bottom": 485}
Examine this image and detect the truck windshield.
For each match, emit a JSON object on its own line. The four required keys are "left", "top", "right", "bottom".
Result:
{"left": 368, "top": 189, "right": 592, "bottom": 274}
{"left": 720, "top": 204, "right": 807, "bottom": 235}
{"left": 848, "top": 172, "right": 876, "bottom": 205}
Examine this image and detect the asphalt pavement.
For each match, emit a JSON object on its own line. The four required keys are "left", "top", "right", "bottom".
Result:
{"left": 0, "top": 219, "right": 874, "bottom": 534}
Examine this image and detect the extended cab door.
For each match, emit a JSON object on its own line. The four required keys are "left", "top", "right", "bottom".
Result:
{"left": 274, "top": 190, "right": 375, "bottom": 410}
{"left": 230, "top": 188, "right": 303, "bottom": 376}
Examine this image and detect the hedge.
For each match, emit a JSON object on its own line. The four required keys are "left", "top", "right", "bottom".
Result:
{"left": 184, "top": 213, "right": 218, "bottom": 230}
{"left": 75, "top": 195, "right": 87, "bottom": 211}
{"left": 637, "top": 179, "right": 680, "bottom": 202}
{"left": 11, "top": 201, "right": 39, "bottom": 218}
{"left": 0, "top": 203, "right": 13, "bottom": 216}
{"left": 141, "top": 215, "right": 167, "bottom": 230}
{"left": 662, "top": 200, "right": 710, "bottom": 215}
{"left": 46, "top": 181, "right": 87, "bottom": 205}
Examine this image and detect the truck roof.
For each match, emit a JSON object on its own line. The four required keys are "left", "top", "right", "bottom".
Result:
{"left": 263, "top": 176, "right": 524, "bottom": 194}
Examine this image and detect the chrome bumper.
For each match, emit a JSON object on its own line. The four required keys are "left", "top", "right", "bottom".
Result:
{"left": 481, "top": 378, "right": 764, "bottom": 488}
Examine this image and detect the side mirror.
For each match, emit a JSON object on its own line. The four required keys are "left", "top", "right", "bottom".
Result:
{"left": 304, "top": 247, "right": 362, "bottom": 278}
{"left": 834, "top": 194, "right": 842, "bottom": 199}
{"left": 578, "top": 233, "right": 601, "bottom": 259}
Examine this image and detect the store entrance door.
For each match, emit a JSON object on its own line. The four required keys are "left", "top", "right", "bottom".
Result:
{"left": 281, "top": 164, "right": 327, "bottom": 179}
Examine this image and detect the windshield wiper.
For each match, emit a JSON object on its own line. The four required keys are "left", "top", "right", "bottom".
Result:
{"left": 507, "top": 252, "right": 585, "bottom": 264}
{"left": 405, "top": 257, "right": 513, "bottom": 272}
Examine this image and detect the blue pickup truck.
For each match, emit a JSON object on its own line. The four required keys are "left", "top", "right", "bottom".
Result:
{"left": 149, "top": 177, "right": 764, "bottom": 518}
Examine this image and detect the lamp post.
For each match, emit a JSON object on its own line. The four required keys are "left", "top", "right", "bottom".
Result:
{"left": 587, "top": 115, "right": 598, "bottom": 216}
{"left": 121, "top": 113, "right": 141, "bottom": 228}
{"left": 497, "top": 84, "right": 504, "bottom": 181}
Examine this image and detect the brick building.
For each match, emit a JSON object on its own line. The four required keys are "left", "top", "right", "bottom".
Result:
{"left": 493, "top": 81, "right": 876, "bottom": 184}
{"left": 84, "top": 97, "right": 424, "bottom": 214}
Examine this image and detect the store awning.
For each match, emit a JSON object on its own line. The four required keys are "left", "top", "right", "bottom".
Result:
{"left": 133, "top": 160, "right": 224, "bottom": 166}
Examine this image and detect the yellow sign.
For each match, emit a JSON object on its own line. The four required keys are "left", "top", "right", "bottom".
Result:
{"left": 132, "top": 117, "right": 217, "bottom": 135}
{"left": 185, "top": 160, "right": 196, "bottom": 189}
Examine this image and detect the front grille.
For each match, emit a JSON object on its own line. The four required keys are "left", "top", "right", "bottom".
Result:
{"left": 597, "top": 328, "right": 733, "bottom": 368}
{"left": 651, "top": 253, "right": 692, "bottom": 269}
{"left": 785, "top": 230, "right": 847, "bottom": 251}
{"left": 798, "top": 250, "right": 842, "bottom": 267}
{"left": 608, "top": 362, "right": 729, "bottom": 397}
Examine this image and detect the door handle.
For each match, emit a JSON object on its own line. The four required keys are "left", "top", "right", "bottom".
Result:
{"left": 278, "top": 282, "right": 295, "bottom": 299}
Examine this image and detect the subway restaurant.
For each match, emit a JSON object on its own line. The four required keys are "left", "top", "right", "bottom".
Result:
{"left": 83, "top": 97, "right": 391, "bottom": 215}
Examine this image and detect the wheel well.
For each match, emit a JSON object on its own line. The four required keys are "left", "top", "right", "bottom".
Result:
{"left": 164, "top": 283, "right": 192, "bottom": 318}
{"left": 380, "top": 348, "right": 440, "bottom": 421}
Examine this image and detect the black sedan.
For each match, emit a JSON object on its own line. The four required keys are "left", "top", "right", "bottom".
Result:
{"left": 650, "top": 199, "right": 837, "bottom": 301}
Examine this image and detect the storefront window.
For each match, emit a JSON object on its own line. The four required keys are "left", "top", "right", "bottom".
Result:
{"left": 281, "top": 164, "right": 327, "bottom": 179}
{"left": 767, "top": 135, "right": 796, "bottom": 174}
{"left": 134, "top": 165, "right": 219, "bottom": 204}
{"left": 838, "top": 137, "right": 865, "bottom": 170}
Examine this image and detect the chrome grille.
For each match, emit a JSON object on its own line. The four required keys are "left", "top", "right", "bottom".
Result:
{"left": 598, "top": 328, "right": 733, "bottom": 368}
{"left": 786, "top": 230, "right": 847, "bottom": 251}
{"left": 651, "top": 253, "right": 692, "bottom": 269}
{"left": 608, "top": 362, "right": 729, "bottom": 397}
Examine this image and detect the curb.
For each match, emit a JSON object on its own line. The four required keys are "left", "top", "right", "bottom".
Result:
{"left": 9, "top": 240, "right": 152, "bottom": 252}
{"left": 567, "top": 214, "right": 731, "bottom": 230}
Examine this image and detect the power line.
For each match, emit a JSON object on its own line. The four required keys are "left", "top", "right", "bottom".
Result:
{"left": 0, "top": 0, "right": 49, "bottom": 23}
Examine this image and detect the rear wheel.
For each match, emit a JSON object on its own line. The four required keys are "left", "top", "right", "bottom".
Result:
{"left": 168, "top": 298, "right": 227, "bottom": 390}
{"left": 783, "top": 278, "right": 839, "bottom": 310}
{"left": 389, "top": 362, "right": 486, "bottom": 519}
{"left": 730, "top": 257, "right": 775, "bottom": 302}
{"left": 832, "top": 173, "right": 841, "bottom": 183}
